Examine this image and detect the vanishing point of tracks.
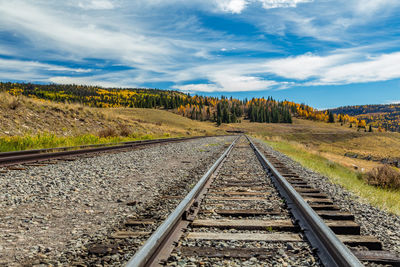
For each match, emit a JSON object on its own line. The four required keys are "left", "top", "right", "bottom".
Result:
{"left": 127, "top": 135, "right": 400, "bottom": 267}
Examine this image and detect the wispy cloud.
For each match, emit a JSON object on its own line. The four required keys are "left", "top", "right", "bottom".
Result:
{"left": 262, "top": 50, "right": 400, "bottom": 86}
{"left": 175, "top": 75, "right": 277, "bottom": 92}
{"left": 0, "top": 58, "right": 92, "bottom": 81}
{"left": 0, "top": 0, "right": 399, "bottom": 95}
{"left": 387, "top": 100, "right": 400, "bottom": 104}
{"left": 77, "top": 0, "right": 115, "bottom": 10}
{"left": 258, "top": 0, "right": 312, "bottom": 9}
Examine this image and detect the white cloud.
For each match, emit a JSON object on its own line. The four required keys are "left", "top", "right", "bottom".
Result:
{"left": 49, "top": 76, "right": 128, "bottom": 88}
{"left": 387, "top": 100, "right": 400, "bottom": 104}
{"left": 258, "top": 0, "right": 312, "bottom": 9}
{"left": 0, "top": 58, "right": 92, "bottom": 82}
{"left": 216, "top": 0, "right": 248, "bottom": 14}
{"left": 1, "top": 0, "right": 400, "bottom": 94}
{"left": 174, "top": 70, "right": 277, "bottom": 92}
{"left": 261, "top": 50, "right": 400, "bottom": 86}
{"left": 262, "top": 53, "right": 350, "bottom": 80}
{"left": 0, "top": 1, "right": 175, "bottom": 69}
{"left": 78, "top": 0, "right": 114, "bottom": 10}
{"left": 176, "top": 83, "right": 220, "bottom": 93}
{"left": 0, "top": 58, "right": 91, "bottom": 74}
{"left": 354, "top": 0, "right": 400, "bottom": 16}
{"left": 320, "top": 52, "right": 400, "bottom": 84}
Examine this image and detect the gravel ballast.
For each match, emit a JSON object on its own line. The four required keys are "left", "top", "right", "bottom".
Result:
{"left": 0, "top": 136, "right": 234, "bottom": 266}
{"left": 254, "top": 138, "right": 400, "bottom": 255}
{"left": 168, "top": 137, "right": 320, "bottom": 266}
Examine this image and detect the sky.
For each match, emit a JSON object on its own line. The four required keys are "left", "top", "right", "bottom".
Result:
{"left": 0, "top": 0, "right": 399, "bottom": 109}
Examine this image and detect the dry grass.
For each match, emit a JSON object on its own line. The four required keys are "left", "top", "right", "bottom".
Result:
{"left": 225, "top": 118, "right": 400, "bottom": 172}
{"left": 98, "top": 128, "right": 118, "bottom": 138}
{"left": 0, "top": 92, "right": 225, "bottom": 139}
{"left": 118, "top": 124, "right": 132, "bottom": 137}
{"left": 265, "top": 140, "right": 400, "bottom": 215}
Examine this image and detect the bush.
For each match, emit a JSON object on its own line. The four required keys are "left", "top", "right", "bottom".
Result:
{"left": 98, "top": 128, "right": 117, "bottom": 138}
{"left": 9, "top": 98, "right": 20, "bottom": 110}
{"left": 119, "top": 125, "right": 131, "bottom": 137}
{"left": 364, "top": 165, "right": 400, "bottom": 189}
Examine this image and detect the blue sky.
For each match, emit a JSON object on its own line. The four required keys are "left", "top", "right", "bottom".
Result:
{"left": 0, "top": 0, "right": 400, "bottom": 108}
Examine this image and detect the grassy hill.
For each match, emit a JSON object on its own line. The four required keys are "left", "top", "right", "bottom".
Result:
{"left": 230, "top": 118, "right": 400, "bottom": 170}
{"left": 330, "top": 103, "right": 400, "bottom": 132}
{"left": 0, "top": 92, "right": 225, "bottom": 151}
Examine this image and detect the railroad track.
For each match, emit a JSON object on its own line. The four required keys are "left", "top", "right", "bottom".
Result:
{"left": 126, "top": 135, "right": 400, "bottom": 267}
{"left": 0, "top": 136, "right": 211, "bottom": 168}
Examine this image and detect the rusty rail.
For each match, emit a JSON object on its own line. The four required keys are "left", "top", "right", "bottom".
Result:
{"left": 126, "top": 136, "right": 239, "bottom": 267}
{"left": 0, "top": 136, "right": 217, "bottom": 167}
{"left": 247, "top": 136, "right": 363, "bottom": 267}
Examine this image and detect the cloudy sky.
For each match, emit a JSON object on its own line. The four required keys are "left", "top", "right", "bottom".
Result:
{"left": 0, "top": 0, "right": 399, "bottom": 108}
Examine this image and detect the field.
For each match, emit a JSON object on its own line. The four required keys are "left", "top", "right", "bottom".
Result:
{"left": 226, "top": 118, "right": 400, "bottom": 172}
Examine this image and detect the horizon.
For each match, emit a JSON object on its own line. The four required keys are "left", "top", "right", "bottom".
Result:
{"left": 2, "top": 80, "right": 397, "bottom": 110}
{"left": 1, "top": 0, "right": 399, "bottom": 109}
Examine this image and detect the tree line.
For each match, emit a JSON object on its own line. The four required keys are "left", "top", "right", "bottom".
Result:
{"left": 2, "top": 82, "right": 297, "bottom": 125}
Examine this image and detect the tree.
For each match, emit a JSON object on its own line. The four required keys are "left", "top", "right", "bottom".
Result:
{"left": 231, "top": 112, "right": 237, "bottom": 123}
{"left": 328, "top": 111, "right": 335, "bottom": 123}
{"left": 222, "top": 105, "right": 230, "bottom": 123}
{"left": 358, "top": 120, "right": 367, "bottom": 129}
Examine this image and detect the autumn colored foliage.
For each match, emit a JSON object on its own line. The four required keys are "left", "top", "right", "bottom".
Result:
{"left": 0, "top": 82, "right": 373, "bottom": 129}
{"left": 331, "top": 104, "right": 400, "bottom": 132}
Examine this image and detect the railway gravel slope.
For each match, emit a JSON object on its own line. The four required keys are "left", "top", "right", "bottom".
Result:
{"left": 0, "top": 136, "right": 234, "bottom": 266}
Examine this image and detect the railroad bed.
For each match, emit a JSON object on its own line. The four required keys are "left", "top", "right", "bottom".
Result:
{"left": 1, "top": 135, "right": 399, "bottom": 266}
{"left": 0, "top": 136, "right": 209, "bottom": 167}
{"left": 128, "top": 136, "right": 400, "bottom": 266}
{"left": 0, "top": 136, "right": 235, "bottom": 266}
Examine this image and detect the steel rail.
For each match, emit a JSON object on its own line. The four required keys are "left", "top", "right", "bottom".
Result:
{"left": 126, "top": 136, "right": 239, "bottom": 267}
{"left": 0, "top": 136, "right": 212, "bottom": 166}
{"left": 0, "top": 137, "right": 200, "bottom": 158}
{"left": 247, "top": 135, "right": 363, "bottom": 267}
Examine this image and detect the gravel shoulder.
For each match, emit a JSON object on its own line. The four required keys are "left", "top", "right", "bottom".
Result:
{"left": 0, "top": 136, "right": 234, "bottom": 266}
{"left": 254, "top": 137, "right": 400, "bottom": 254}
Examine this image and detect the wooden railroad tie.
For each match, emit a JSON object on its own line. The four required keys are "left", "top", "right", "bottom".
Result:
{"left": 191, "top": 219, "right": 298, "bottom": 231}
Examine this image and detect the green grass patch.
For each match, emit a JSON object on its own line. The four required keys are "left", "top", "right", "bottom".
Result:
{"left": 0, "top": 132, "right": 167, "bottom": 152}
{"left": 265, "top": 139, "right": 400, "bottom": 215}
{"left": 206, "top": 143, "right": 220, "bottom": 147}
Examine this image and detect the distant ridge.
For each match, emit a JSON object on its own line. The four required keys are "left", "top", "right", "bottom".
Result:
{"left": 330, "top": 104, "right": 400, "bottom": 132}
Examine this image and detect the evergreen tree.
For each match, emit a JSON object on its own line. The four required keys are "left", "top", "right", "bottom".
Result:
{"left": 328, "top": 111, "right": 335, "bottom": 123}
{"left": 231, "top": 112, "right": 237, "bottom": 123}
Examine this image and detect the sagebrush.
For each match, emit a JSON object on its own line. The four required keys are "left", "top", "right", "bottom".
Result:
{"left": 364, "top": 165, "right": 400, "bottom": 189}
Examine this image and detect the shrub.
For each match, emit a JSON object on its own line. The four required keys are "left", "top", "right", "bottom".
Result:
{"left": 98, "top": 128, "right": 117, "bottom": 138}
{"left": 119, "top": 125, "right": 131, "bottom": 137}
{"left": 364, "top": 165, "right": 400, "bottom": 189}
{"left": 9, "top": 98, "right": 20, "bottom": 110}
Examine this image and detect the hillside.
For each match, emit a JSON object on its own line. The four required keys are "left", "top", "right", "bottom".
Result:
{"left": 226, "top": 118, "right": 400, "bottom": 171}
{"left": 0, "top": 82, "right": 325, "bottom": 126}
{"left": 0, "top": 92, "right": 226, "bottom": 151}
{"left": 331, "top": 104, "right": 400, "bottom": 132}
